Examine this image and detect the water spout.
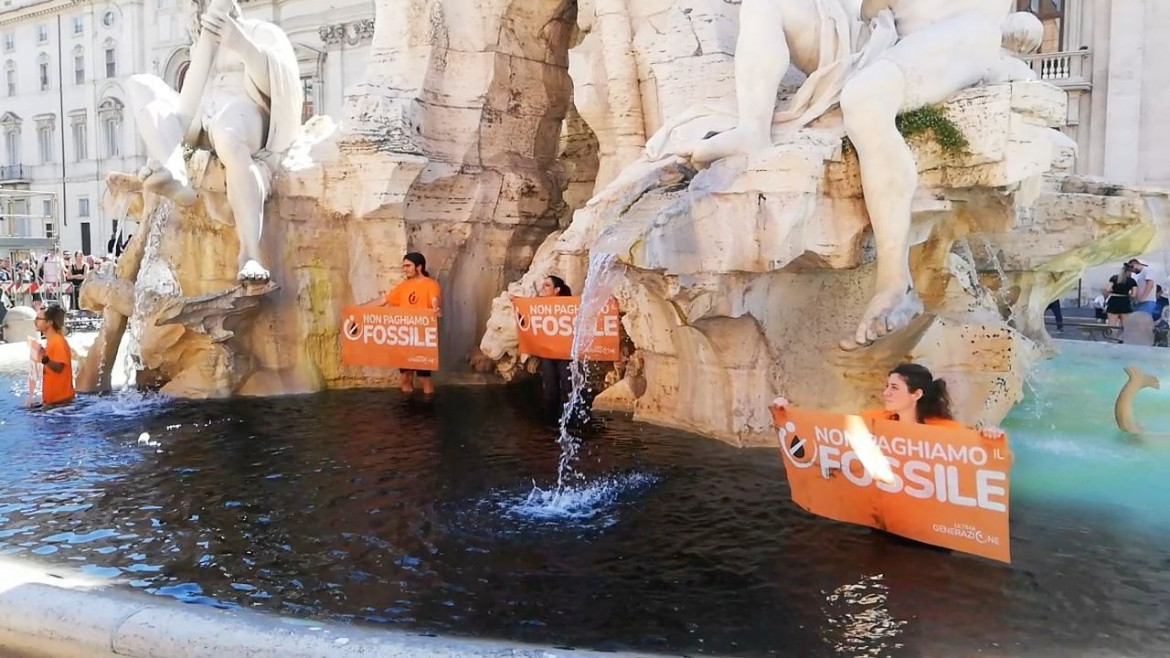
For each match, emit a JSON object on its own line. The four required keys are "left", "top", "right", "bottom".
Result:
{"left": 556, "top": 252, "right": 622, "bottom": 490}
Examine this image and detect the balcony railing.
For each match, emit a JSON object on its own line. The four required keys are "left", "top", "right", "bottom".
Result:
{"left": 0, "top": 165, "right": 29, "bottom": 182}
{"left": 1022, "top": 49, "right": 1092, "bottom": 88}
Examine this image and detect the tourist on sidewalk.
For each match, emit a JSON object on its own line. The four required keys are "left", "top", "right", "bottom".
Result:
{"left": 1105, "top": 264, "right": 1138, "bottom": 326}
{"left": 68, "top": 251, "right": 88, "bottom": 313}
{"left": 1045, "top": 298, "right": 1063, "bottom": 332}
{"left": 1128, "top": 259, "right": 1157, "bottom": 318}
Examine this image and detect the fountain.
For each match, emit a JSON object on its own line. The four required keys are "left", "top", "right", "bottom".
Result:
{"left": 4, "top": 0, "right": 1170, "bottom": 656}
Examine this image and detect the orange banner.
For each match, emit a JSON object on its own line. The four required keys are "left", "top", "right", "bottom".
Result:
{"left": 340, "top": 305, "right": 439, "bottom": 370}
{"left": 771, "top": 407, "right": 1012, "bottom": 563}
{"left": 513, "top": 296, "right": 620, "bottom": 361}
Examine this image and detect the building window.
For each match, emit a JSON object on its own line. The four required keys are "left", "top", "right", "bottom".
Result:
{"left": 98, "top": 98, "right": 123, "bottom": 158}
{"left": 71, "top": 112, "right": 87, "bottom": 161}
{"left": 11, "top": 200, "right": 28, "bottom": 236}
{"left": 78, "top": 197, "right": 90, "bottom": 217}
{"left": 1017, "top": 0, "right": 1065, "bottom": 53}
{"left": 2, "top": 33, "right": 13, "bottom": 53}
{"left": 37, "top": 25, "right": 48, "bottom": 44}
{"left": 102, "top": 11, "right": 116, "bottom": 28}
{"left": 2, "top": 113, "right": 21, "bottom": 165}
{"left": 38, "top": 58, "right": 50, "bottom": 91}
{"left": 74, "top": 49, "right": 84, "bottom": 84}
{"left": 38, "top": 125, "right": 54, "bottom": 164}
{"left": 43, "top": 201, "right": 55, "bottom": 239}
{"left": 105, "top": 47, "right": 116, "bottom": 78}
{"left": 4, "top": 62, "right": 14, "bottom": 97}
{"left": 73, "top": 17, "right": 84, "bottom": 35}
{"left": 4, "top": 131, "right": 18, "bottom": 165}
{"left": 301, "top": 76, "right": 318, "bottom": 123}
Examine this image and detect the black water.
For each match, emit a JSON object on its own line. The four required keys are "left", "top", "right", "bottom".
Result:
{"left": 1, "top": 378, "right": 1167, "bottom": 657}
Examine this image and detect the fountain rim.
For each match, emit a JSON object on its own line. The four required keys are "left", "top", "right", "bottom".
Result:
{"left": 0, "top": 558, "right": 671, "bottom": 658}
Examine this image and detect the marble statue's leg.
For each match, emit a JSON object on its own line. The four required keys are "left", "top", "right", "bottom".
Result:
{"left": 685, "top": 0, "right": 808, "bottom": 165}
{"left": 839, "top": 12, "right": 1002, "bottom": 350}
{"left": 124, "top": 75, "right": 197, "bottom": 207}
{"left": 205, "top": 101, "right": 269, "bottom": 283}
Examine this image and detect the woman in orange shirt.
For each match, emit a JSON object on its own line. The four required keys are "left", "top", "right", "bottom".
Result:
{"left": 772, "top": 363, "right": 1005, "bottom": 439}
{"left": 33, "top": 304, "right": 74, "bottom": 406}
{"left": 381, "top": 252, "right": 442, "bottom": 395}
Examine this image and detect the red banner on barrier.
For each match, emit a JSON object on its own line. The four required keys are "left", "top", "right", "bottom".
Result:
{"left": 513, "top": 296, "right": 620, "bottom": 361}
{"left": 771, "top": 406, "right": 1012, "bottom": 563}
{"left": 340, "top": 305, "right": 439, "bottom": 370}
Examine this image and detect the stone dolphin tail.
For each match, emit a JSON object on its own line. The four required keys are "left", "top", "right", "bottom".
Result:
{"left": 1115, "top": 366, "right": 1161, "bottom": 434}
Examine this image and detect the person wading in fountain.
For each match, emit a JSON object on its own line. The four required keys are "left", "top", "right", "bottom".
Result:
{"left": 512, "top": 275, "right": 575, "bottom": 415}
{"left": 33, "top": 304, "right": 74, "bottom": 407}
{"left": 771, "top": 363, "right": 1005, "bottom": 439}
{"left": 380, "top": 252, "right": 442, "bottom": 396}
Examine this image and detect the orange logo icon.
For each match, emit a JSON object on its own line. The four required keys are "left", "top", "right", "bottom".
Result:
{"left": 342, "top": 316, "right": 361, "bottom": 341}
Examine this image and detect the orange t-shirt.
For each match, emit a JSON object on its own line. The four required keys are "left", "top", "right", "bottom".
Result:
{"left": 860, "top": 409, "right": 965, "bottom": 429}
{"left": 385, "top": 276, "right": 441, "bottom": 310}
{"left": 42, "top": 333, "right": 74, "bottom": 406}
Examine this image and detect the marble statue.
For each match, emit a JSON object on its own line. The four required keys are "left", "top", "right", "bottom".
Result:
{"left": 109, "top": 0, "right": 303, "bottom": 284}
{"left": 668, "top": 0, "right": 1038, "bottom": 350}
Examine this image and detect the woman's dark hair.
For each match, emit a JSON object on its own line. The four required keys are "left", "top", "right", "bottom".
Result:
{"left": 44, "top": 304, "right": 66, "bottom": 333}
{"left": 547, "top": 275, "right": 571, "bottom": 296}
{"left": 403, "top": 252, "right": 429, "bottom": 277}
{"left": 889, "top": 363, "right": 954, "bottom": 421}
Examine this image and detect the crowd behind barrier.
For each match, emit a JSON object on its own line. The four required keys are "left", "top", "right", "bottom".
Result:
{"left": 0, "top": 251, "right": 116, "bottom": 313}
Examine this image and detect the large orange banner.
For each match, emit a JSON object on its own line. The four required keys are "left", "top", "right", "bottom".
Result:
{"left": 340, "top": 306, "right": 439, "bottom": 370}
{"left": 770, "top": 407, "right": 1012, "bottom": 563}
{"left": 513, "top": 296, "right": 620, "bottom": 361}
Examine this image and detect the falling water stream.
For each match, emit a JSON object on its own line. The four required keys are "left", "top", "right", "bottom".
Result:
{"left": 125, "top": 199, "right": 178, "bottom": 384}
{"left": 510, "top": 252, "right": 647, "bottom": 521}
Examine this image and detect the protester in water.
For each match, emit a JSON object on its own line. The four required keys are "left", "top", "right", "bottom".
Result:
{"left": 535, "top": 275, "right": 574, "bottom": 412}
{"left": 771, "top": 363, "right": 1005, "bottom": 440}
{"left": 381, "top": 252, "right": 442, "bottom": 396}
{"left": 33, "top": 304, "right": 74, "bottom": 406}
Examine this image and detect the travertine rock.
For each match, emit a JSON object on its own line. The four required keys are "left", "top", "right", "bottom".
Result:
{"left": 480, "top": 81, "right": 1164, "bottom": 446}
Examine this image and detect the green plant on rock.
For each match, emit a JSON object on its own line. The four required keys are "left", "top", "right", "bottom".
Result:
{"left": 842, "top": 105, "right": 969, "bottom": 157}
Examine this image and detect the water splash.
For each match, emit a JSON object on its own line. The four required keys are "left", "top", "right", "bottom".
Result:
{"left": 499, "top": 471, "right": 658, "bottom": 529}
{"left": 93, "top": 194, "right": 132, "bottom": 390}
{"left": 125, "top": 199, "right": 178, "bottom": 386}
{"left": 555, "top": 252, "right": 621, "bottom": 489}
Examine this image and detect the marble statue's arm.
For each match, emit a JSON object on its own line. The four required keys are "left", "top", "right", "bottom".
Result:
{"left": 236, "top": 25, "right": 274, "bottom": 98}
{"left": 861, "top": 0, "right": 893, "bottom": 21}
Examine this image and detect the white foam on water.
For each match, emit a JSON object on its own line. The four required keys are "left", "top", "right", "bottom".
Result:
{"left": 502, "top": 471, "right": 658, "bottom": 526}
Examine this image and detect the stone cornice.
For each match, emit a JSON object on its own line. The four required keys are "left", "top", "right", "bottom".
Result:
{"left": 0, "top": 0, "right": 89, "bottom": 27}
{"left": 319, "top": 18, "right": 373, "bottom": 49}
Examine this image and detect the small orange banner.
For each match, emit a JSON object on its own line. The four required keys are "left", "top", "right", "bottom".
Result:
{"left": 513, "top": 296, "right": 620, "bottom": 362}
{"left": 771, "top": 407, "right": 1012, "bottom": 563}
{"left": 340, "top": 305, "right": 439, "bottom": 370}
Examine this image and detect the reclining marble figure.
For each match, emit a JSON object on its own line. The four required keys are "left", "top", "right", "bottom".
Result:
{"left": 669, "top": 0, "right": 1038, "bottom": 350}
{"left": 111, "top": 0, "right": 302, "bottom": 284}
